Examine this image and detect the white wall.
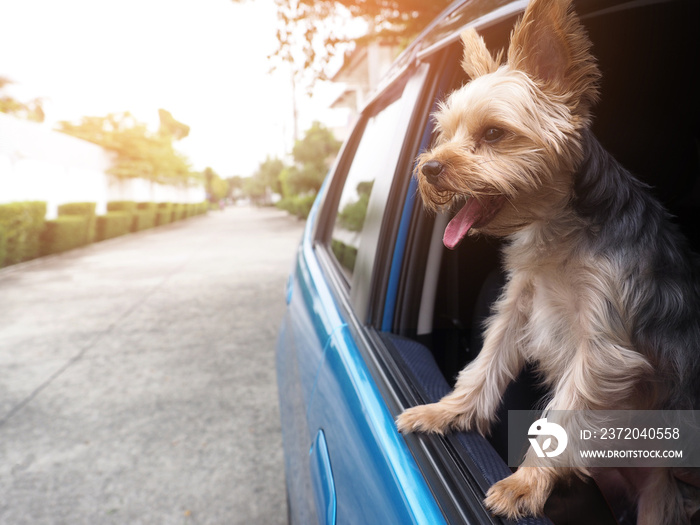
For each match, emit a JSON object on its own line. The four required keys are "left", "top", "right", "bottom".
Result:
{"left": 0, "top": 113, "right": 205, "bottom": 219}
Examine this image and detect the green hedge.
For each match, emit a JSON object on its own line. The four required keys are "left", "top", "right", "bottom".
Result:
{"left": 57, "top": 202, "right": 96, "bottom": 245}
{"left": 156, "top": 203, "right": 173, "bottom": 226}
{"left": 132, "top": 209, "right": 156, "bottom": 232}
{"left": 96, "top": 212, "right": 132, "bottom": 241}
{"left": 0, "top": 201, "right": 47, "bottom": 267}
{"left": 41, "top": 216, "right": 89, "bottom": 256}
{"left": 0, "top": 228, "right": 6, "bottom": 268}
{"left": 107, "top": 201, "right": 137, "bottom": 213}
{"left": 172, "top": 203, "right": 185, "bottom": 221}
{"left": 0, "top": 200, "right": 207, "bottom": 266}
{"left": 277, "top": 194, "right": 316, "bottom": 220}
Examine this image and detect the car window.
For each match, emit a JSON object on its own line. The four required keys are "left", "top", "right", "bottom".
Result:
{"left": 324, "top": 64, "right": 430, "bottom": 320}
{"left": 329, "top": 96, "right": 403, "bottom": 279}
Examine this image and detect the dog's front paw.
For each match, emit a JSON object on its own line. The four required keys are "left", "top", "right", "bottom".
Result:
{"left": 396, "top": 403, "right": 465, "bottom": 435}
{"left": 484, "top": 469, "right": 550, "bottom": 520}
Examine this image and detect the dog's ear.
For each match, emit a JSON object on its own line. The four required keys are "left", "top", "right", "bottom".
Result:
{"left": 460, "top": 28, "right": 500, "bottom": 79}
{"left": 508, "top": 0, "right": 600, "bottom": 111}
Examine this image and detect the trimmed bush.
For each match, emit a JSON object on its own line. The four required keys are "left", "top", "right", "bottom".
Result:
{"left": 130, "top": 203, "right": 155, "bottom": 232}
{"left": 107, "top": 201, "right": 137, "bottom": 214}
{"left": 96, "top": 212, "right": 131, "bottom": 241}
{"left": 106, "top": 201, "right": 138, "bottom": 235}
{"left": 277, "top": 194, "right": 316, "bottom": 220}
{"left": 172, "top": 203, "right": 185, "bottom": 221}
{"left": 137, "top": 202, "right": 157, "bottom": 212}
{"left": 41, "top": 216, "right": 89, "bottom": 256}
{"left": 132, "top": 210, "right": 156, "bottom": 231}
{"left": 57, "top": 202, "right": 96, "bottom": 245}
{"left": 0, "top": 201, "right": 47, "bottom": 267}
{"left": 0, "top": 228, "right": 6, "bottom": 268}
{"left": 156, "top": 203, "right": 173, "bottom": 226}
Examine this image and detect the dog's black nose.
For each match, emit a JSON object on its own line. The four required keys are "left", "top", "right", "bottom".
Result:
{"left": 422, "top": 160, "right": 444, "bottom": 184}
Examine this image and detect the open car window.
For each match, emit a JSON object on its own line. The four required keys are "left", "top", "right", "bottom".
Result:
{"left": 318, "top": 63, "right": 431, "bottom": 322}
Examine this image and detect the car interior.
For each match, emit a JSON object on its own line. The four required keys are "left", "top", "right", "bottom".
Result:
{"left": 384, "top": 1, "right": 699, "bottom": 523}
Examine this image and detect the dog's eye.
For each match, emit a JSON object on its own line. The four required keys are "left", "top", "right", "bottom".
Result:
{"left": 482, "top": 127, "right": 505, "bottom": 144}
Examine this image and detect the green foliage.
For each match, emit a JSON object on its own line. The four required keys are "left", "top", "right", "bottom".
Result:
{"left": 276, "top": 193, "right": 317, "bottom": 219}
{"left": 243, "top": 174, "right": 274, "bottom": 206}
{"left": 0, "top": 229, "right": 5, "bottom": 267}
{"left": 0, "top": 76, "right": 45, "bottom": 122}
{"left": 248, "top": 121, "right": 340, "bottom": 219}
{"left": 107, "top": 201, "right": 137, "bottom": 213}
{"left": 132, "top": 210, "right": 156, "bottom": 232}
{"left": 337, "top": 180, "right": 373, "bottom": 232}
{"left": 227, "top": 176, "right": 245, "bottom": 201}
{"left": 269, "top": 0, "right": 451, "bottom": 86}
{"left": 293, "top": 121, "right": 341, "bottom": 168}
{"left": 41, "top": 216, "right": 89, "bottom": 256}
{"left": 57, "top": 202, "right": 96, "bottom": 244}
{"left": 0, "top": 201, "right": 47, "bottom": 266}
{"left": 172, "top": 203, "right": 185, "bottom": 221}
{"left": 158, "top": 109, "right": 190, "bottom": 140}
{"left": 156, "top": 203, "right": 173, "bottom": 226}
{"left": 203, "top": 167, "right": 230, "bottom": 202}
{"left": 133, "top": 202, "right": 157, "bottom": 231}
{"left": 331, "top": 238, "right": 357, "bottom": 273}
{"left": 246, "top": 157, "right": 285, "bottom": 205}
{"left": 57, "top": 112, "right": 194, "bottom": 184}
{"left": 0, "top": 200, "right": 208, "bottom": 266}
{"left": 96, "top": 212, "right": 132, "bottom": 242}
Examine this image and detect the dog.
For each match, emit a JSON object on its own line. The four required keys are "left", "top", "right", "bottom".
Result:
{"left": 395, "top": 0, "right": 700, "bottom": 522}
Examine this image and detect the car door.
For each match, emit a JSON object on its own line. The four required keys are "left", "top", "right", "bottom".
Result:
{"left": 278, "top": 55, "right": 466, "bottom": 523}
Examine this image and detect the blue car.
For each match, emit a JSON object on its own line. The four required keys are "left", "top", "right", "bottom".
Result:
{"left": 276, "top": 0, "right": 699, "bottom": 523}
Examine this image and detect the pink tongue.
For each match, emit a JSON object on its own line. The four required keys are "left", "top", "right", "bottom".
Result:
{"left": 443, "top": 198, "right": 485, "bottom": 249}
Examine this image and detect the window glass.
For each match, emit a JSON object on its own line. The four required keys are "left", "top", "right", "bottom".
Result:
{"left": 330, "top": 96, "right": 403, "bottom": 278}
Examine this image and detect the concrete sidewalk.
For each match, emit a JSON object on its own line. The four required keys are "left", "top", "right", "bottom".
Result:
{"left": 0, "top": 205, "right": 305, "bottom": 525}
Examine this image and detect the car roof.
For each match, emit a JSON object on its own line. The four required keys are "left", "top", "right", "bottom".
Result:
{"left": 373, "top": 0, "right": 675, "bottom": 105}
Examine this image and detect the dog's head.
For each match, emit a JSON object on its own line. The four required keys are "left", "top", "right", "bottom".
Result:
{"left": 417, "top": 0, "right": 601, "bottom": 247}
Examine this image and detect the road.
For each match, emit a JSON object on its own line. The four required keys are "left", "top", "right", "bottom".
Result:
{"left": 0, "top": 205, "right": 306, "bottom": 525}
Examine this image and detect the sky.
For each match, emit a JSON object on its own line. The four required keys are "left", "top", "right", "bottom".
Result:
{"left": 1, "top": 0, "right": 350, "bottom": 177}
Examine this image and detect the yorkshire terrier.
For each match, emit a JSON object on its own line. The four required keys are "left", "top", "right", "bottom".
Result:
{"left": 396, "top": 0, "right": 700, "bottom": 523}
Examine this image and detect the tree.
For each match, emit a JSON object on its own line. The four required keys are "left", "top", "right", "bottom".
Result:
{"left": 57, "top": 111, "right": 194, "bottom": 185}
{"left": 255, "top": 156, "right": 286, "bottom": 197}
{"left": 0, "top": 76, "right": 45, "bottom": 122}
{"left": 158, "top": 109, "right": 190, "bottom": 140}
{"left": 283, "top": 121, "right": 340, "bottom": 195}
{"left": 203, "top": 167, "right": 229, "bottom": 202}
{"left": 243, "top": 175, "right": 272, "bottom": 206}
{"left": 278, "top": 121, "right": 341, "bottom": 218}
{"left": 268, "top": 0, "right": 451, "bottom": 86}
{"left": 226, "top": 176, "right": 245, "bottom": 201}
{"left": 337, "top": 180, "right": 373, "bottom": 231}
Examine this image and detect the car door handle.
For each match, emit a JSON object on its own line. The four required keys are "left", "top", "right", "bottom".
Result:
{"left": 310, "top": 430, "right": 336, "bottom": 525}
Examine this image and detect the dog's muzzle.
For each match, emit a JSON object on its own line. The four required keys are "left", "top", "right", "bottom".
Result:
{"left": 422, "top": 160, "right": 445, "bottom": 185}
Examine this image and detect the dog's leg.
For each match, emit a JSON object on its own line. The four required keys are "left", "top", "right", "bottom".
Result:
{"left": 637, "top": 468, "right": 688, "bottom": 525}
{"left": 396, "top": 274, "right": 530, "bottom": 436}
{"left": 485, "top": 335, "right": 653, "bottom": 519}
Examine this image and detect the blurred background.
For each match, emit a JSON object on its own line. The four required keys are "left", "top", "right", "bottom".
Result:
{"left": 1, "top": 0, "right": 448, "bottom": 252}
{"left": 0, "top": 1, "right": 448, "bottom": 523}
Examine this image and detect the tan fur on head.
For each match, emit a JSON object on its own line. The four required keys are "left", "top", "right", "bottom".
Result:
{"left": 460, "top": 28, "right": 501, "bottom": 79}
{"left": 507, "top": 0, "right": 601, "bottom": 119}
{"left": 413, "top": 0, "right": 601, "bottom": 237}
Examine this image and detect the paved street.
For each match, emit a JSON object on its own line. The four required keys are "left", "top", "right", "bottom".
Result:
{"left": 0, "top": 205, "right": 306, "bottom": 525}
